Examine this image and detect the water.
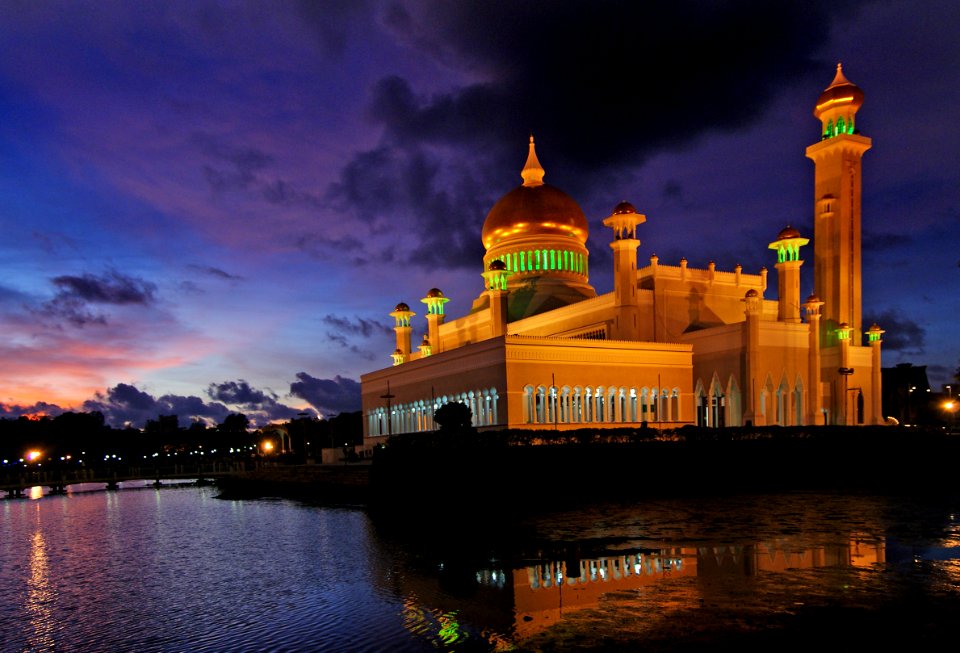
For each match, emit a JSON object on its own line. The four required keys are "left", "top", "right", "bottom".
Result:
{"left": 2, "top": 483, "right": 960, "bottom": 652}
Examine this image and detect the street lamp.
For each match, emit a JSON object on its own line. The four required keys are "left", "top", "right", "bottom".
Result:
{"left": 943, "top": 400, "right": 958, "bottom": 431}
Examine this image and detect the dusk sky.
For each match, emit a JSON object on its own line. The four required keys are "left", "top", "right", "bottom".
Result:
{"left": 2, "top": 1, "right": 958, "bottom": 428}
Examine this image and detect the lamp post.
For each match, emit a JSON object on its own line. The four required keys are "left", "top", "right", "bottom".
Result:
{"left": 838, "top": 367, "right": 854, "bottom": 425}
{"left": 942, "top": 399, "right": 958, "bottom": 432}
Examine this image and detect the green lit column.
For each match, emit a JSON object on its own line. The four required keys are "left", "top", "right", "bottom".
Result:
{"left": 420, "top": 288, "right": 449, "bottom": 355}
{"left": 836, "top": 323, "right": 854, "bottom": 425}
{"left": 482, "top": 260, "right": 512, "bottom": 337}
{"left": 389, "top": 302, "right": 415, "bottom": 365}
{"left": 867, "top": 323, "right": 885, "bottom": 424}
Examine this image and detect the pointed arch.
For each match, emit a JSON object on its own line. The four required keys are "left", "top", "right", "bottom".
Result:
{"left": 694, "top": 378, "right": 707, "bottom": 427}
{"left": 726, "top": 375, "right": 742, "bottom": 427}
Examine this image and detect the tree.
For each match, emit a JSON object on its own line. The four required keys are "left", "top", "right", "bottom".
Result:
{"left": 433, "top": 402, "right": 473, "bottom": 433}
{"left": 220, "top": 413, "right": 249, "bottom": 433}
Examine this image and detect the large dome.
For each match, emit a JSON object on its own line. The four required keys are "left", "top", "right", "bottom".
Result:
{"left": 482, "top": 183, "right": 589, "bottom": 249}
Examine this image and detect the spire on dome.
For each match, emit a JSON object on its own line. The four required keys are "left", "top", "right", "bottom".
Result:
{"left": 521, "top": 135, "right": 545, "bottom": 187}
{"left": 826, "top": 62, "right": 851, "bottom": 89}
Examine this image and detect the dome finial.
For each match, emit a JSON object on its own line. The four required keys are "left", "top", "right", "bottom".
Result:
{"left": 521, "top": 134, "right": 545, "bottom": 187}
{"left": 827, "top": 61, "right": 851, "bottom": 89}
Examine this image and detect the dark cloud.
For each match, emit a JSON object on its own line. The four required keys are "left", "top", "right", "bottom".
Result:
{"left": 0, "top": 401, "right": 66, "bottom": 420}
{"left": 207, "top": 380, "right": 275, "bottom": 405}
{"left": 373, "top": 0, "right": 861, "bottom": 169}
{"left": 863, "top": 309, "right": 925, "bottom": 353}
{"left": 208, "top": 380, "right": 306, "bottom": 422}
{"left": 191, "top": 132, "right": 326, "bottom": 210}
{"left": 289, "top": 373, "right": 361, "bottom": 416}
{"left": 33, "top": 270, "right": 157, "bottom": 327}
{"left": 188, "top": 265, "right": 244, "bottom": 282}
{"left": 324, "top": 332, "right": 376, "bottom": 361}
{"left": 52, "top": 271, "right": 156, "bottom": 305}
{"left": 193, "top": 132, "right": 273, "bottom": 193}
{"left": 81, "top": 380, "right": 306, "bottom": 429}
{"left": 322, "top": 314, "right": 392, "bottom": 338}
{"left": 325, "top": 144, "right": 490, "bottom": 269}
{"left": 329, "top": 0, "right": 868, "bottom": 271}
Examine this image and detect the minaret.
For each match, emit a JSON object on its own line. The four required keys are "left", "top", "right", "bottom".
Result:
{"left": 420, "top": 288, "right": 449, "bottom": 354}
{"left": 768, "top": 226, "right": 809, "bottom": 323}
{"left": 482, "top": 260, "right": 512, "bottom": 337}
{"left": 603, "top": 201, "right": 645, "bottom": 340}
{"left": 389, "top": 302, "right": 414, "bottom": 365}
{"left": 806, "top": 63, "right": 870, "bottom": 346}
{"left": 867, "top": 323, "right": 885, "bottom": 424}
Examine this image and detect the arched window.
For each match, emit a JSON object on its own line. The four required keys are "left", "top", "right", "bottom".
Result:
{"left": 595, "top": 386, "right": 605, "bottom": 423}
{"left": 523, "top": 386, "right": 535, "bottom": 424}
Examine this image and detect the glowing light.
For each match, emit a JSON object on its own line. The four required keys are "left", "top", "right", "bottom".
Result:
{"left": 261, "top": 440, "right": 275, "bottom": 453}
{"left": 815, "top": 96, "right": 855, "bottom": 111}
{"left": 26, "top": 450, "right": 42, "bottom": 462}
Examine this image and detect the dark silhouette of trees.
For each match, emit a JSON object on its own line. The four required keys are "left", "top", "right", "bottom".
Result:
{"left": 434, "top": 402, "right": 473, "bottom": 433}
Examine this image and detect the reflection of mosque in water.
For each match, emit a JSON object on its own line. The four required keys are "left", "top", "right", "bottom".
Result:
{"left": 391, "top": 538, "right": 886, "bottom": 646}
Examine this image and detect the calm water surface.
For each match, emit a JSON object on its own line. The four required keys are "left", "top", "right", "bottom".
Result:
{"left": 2, "top": 482, "right": 960, "bottom": 652}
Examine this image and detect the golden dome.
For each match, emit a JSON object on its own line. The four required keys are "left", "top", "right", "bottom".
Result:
{"left": 814, "top": 63, "right": 863, "bottom": 120}
{"left": 745, "top": 289, "right": 759, "bottom": 298}
{"left": 777, "top": 225, "right": 802, "bottom": 240}
{"left": 425, "top": 288, "right": 444, "bottom": 298}
{"left": 488, "top": 259, "right": 507, "bottom": 271}
{"left": 482, "top": 184, "right": 589, "bottom": 248}
{"left": 612, "top": 200, "right": 637, "bottom": 215}
{"left": 481, "top": 137, "right": 589, "bottom": 249}
{"left": 393, "top": 302, "right": 410, "bottom": 312}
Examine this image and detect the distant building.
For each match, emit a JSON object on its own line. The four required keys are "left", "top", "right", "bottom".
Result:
{"left": 361, "top": 65, "right": 885, "bottom": 443}
{"left": 882, "top": 363, "right": 934, "bottom": 425}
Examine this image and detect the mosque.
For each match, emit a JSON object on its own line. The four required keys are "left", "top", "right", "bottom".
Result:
{"left": 360, "top": 65, "right": 885, "bottom": 443}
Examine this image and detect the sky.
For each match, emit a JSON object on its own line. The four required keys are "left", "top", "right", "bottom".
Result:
{"left": 1, "top": 0, "right": 958, "bottom": 428}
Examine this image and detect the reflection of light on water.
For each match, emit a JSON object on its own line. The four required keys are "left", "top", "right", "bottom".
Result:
{"left": 400, "top": 594, "right": 514, "bottom": 651}
{"left": 28, "top": 486, "right": 44, "bottom": 500}
{"left": 28, "top": 529, "right": 57, "bottom": 650}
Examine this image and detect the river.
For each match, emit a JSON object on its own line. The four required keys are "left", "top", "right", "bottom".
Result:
{"left": 2, "top": 481, "right": 959, "bottom": 652}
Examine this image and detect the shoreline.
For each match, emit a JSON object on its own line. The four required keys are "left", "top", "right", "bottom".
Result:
{"left": 213, "top": 427, "right": 960, "bottom": 508}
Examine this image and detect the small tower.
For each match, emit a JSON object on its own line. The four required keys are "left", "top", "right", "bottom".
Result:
{"left": 418, "top": 334, "right": 432, "bottom": 358}
{"left": 389, "top": 302, "right": 415, "bottom": 365}
{"left": 482, "top": 260, "right": 512, "bottom": 337}
{"left": 867, "top": 323, "right": 885, "bottom": 424}
{"left": 768, "top": 226, "right": 809, "bottom": 323}
{"left": 835, "top": 322, "right": 855, "bottom": 424}
{"left": 603, "top": 201, "right": 645, "bottom": 340}
{"left": 807, "top": 64, "right": 870, "bottom": 345}
{"left": 420, "top": 288, "right": 449, "bottom": 355}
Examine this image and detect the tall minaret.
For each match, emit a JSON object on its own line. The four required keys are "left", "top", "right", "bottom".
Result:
{"left": 603, "top": 201, "right": 645, "bottom": 340}
{"left": 806, "top": 63, "right": 870, "bottom": 346}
